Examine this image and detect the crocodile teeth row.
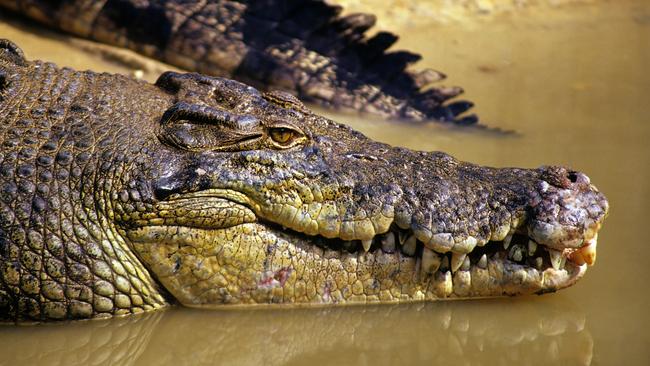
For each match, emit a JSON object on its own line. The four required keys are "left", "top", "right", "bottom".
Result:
{"left": 316, "top": 223, "right": 582, "bottom": 274}
{"left": 505, "top": 241, "right": 566, "bottom": 271}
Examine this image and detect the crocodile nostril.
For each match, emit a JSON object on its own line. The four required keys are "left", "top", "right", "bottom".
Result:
{"left": 567, "top": 171, "right": 591, "bottom": 185}
{"left": 568, "top": 171, "right": 579, "bottom": 183}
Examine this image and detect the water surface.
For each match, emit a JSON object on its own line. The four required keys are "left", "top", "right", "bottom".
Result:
{"left": 0, "top": 1, "right": 648, "bottom": 364}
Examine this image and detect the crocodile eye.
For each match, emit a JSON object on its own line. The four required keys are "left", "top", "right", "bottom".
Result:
{"left": 270, "top": 128, "right": 296, "bottom": 145}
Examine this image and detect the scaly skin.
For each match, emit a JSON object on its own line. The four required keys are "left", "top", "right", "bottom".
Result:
{"left": 0, "top": 41, "right": 608, "bottom": 321}
{"left": 0, "top": 0, "right": 477, "bottom": 124}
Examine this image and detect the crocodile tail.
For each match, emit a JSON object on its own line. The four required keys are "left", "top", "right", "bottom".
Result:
{"left": 231, "top": 0, "right": 479, "bottom": 124}
{"left": 0, "top": 0, "right": 478, "bottom": 124}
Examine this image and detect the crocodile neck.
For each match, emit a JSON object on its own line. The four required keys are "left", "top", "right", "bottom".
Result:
{"left": 0, "top": 58, "right": 167, "bottom": 320}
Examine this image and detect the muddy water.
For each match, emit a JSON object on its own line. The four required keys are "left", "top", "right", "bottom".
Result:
{"left": 0, "top": 1, "right": 649, "bottom": 365}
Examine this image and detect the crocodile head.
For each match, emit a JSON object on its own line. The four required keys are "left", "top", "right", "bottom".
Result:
{"left": 118, "top": 72, "right": 608, "bottom": 306}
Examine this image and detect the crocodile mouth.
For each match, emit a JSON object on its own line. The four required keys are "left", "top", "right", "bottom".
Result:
{"left": 162, "top": 188, "right": 597, "bottom": 271}
{"left": 264, "top": 219, "right": 593, "bottom": 296}
{"left": 126, "top": 188, "right": 597, "bottom": 302}
{"left": 293, "top": 225, "right": 593, "bottom": 279}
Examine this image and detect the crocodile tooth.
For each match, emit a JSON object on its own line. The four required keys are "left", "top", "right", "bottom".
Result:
{"left": 490, "top": 225, "right": 510, "bottom": 241}
{"left": 401, "top": 235, "right": 417, "bottom": 256}
{"left": 460, "top": 255, "right": 471, "bottom": 271}
{"left": 509, "top": 245, "right": 524, "bottom": 262}
{"left": 396, "top": 231, "right": 409, "bottom": 245}
{"left": 549, "top": 249, "right": 563, "bottom": 270}
{"left": 422, "top": 247, "right": 442, "bottom": 274}
{"left": 451, "top": 253, "right": 467, "bottom": 273}
{"left": 584, "top": 224, "right": 599, "bottom": 241}
{"left": 477, "top": 254, "right": 488, "bottom": 269}
{"left": 568, "top": 236, "right": 597, "bottom": 265}
{"left": 361, "top": 239, "right": 372, "bottom": 252}
{"left": 528, "top": 240, "right": 537, "bottom": 256}
{"left": 503, "top": 233, "right": 513, "bottom": 250}
{"left": 582, "top": 240, "right": 597, "bottom": 265}
{"left": 535, "top": 257, "right": 543, "bottom": 270}
{"left": 381, "top": 232, "right": 396, "bottom": 253}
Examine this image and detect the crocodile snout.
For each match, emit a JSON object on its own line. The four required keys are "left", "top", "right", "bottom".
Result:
{"left": 528, "top": 166, "right": 609, "bottom": 263}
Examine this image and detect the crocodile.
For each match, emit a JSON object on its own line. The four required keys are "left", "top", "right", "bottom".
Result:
{"left": 0, "top": 0, "right": 478, "bottom": 125}
{"left": 0, "top": 40, "right": 608, "bottom": 321}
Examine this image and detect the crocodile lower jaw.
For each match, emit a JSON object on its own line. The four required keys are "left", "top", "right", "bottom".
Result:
{"left": 126, "top": 220, "right": 589, "bottom": 306}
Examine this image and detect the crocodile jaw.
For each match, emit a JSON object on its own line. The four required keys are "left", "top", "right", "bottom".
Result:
{"left": 128, "top": 143, "right": 607, "bottom": 306}
{"left": 127, "top": 222, "right": 588, "bottom": 306}
{"left": 125, "top": 192, "right": 597, "bottom": 306}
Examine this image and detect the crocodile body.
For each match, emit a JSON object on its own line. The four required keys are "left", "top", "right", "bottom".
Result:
{"left": 0, "top": 0, "right": 477, "bottom": 124}
{"left": 0, "top": 41, "right": 608, "bottom": 321}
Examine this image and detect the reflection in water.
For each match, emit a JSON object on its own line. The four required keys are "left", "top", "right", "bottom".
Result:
{"left": 0, "top": 312, "right": 162, "bottom": 366}
{"left": 0, "top": 298, "right": 592, "bottom": 366}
